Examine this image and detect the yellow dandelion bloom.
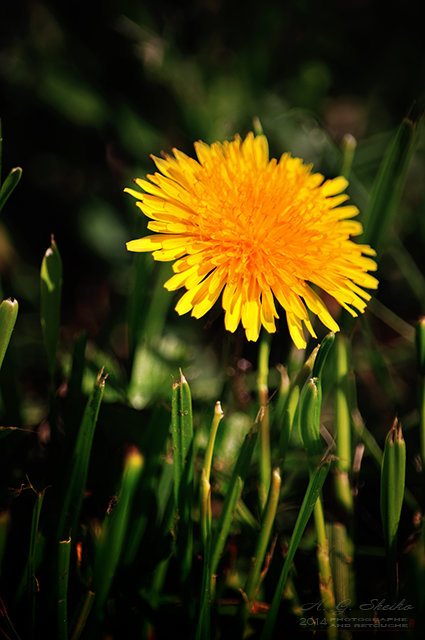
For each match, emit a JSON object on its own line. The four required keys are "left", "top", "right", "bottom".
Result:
{"left": 125, "top": 132, "right": 378, "bottom": 348}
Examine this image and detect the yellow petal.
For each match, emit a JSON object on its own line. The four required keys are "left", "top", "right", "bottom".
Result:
{"left": 126, "top": 236, "right": 163, "bottom": 252}
{"left": 286, "top": 313, "right": 307, "bottom": 350}
{"left": 321, "top": 176, "right": 348, "bottom": 196}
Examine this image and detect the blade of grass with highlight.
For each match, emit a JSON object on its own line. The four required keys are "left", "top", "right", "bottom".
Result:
{"left": 331, "top": 333, "right": 356, "bottom": 606}
{"left": 257, "top": 332, "right": 271, "bottom": 509}
{"left": 299, "top": 378, "right": 337, "bottom": 638}
{"left": 0, "top": 272, "right": 22, "bottom": 432}
{"left": 0, "top": 166, "right": 22, "bottom": 213}
{"left": 415, "top": 317, "right": 425, "bottom": 467}
{"left": 92, "top": 448, "right": 144, "bottom": 617}
{"left": 40, "top": 236, "right": 63, "bottom": 378}
{"left": 340, "top": 133, "right": 357, "bottom": 180}
{"left": 201, "top": 401, "right": 224, "bottom": 549}
{"left": 70, "top": 590, "right": 95, "bottom": 640}
{"left": 242, "top": 468, "right": 281, "bottom": 623}
{"left": 58, "top": 370, "right": 106, "bottom": 540}
{"left": 261, "top": 456, "right": 332, "bottom": 640}
{"left": 26, "top": 488, "right": 45, "bottom": 638}
{"left": 196, "top": 401, "right": 224, "bottom": 640}
{"left": 171, "top": 370, "right": 194, "bottom": 593}
{"left": 333, "top": 334, "right": 353, "bottom": 511}
{"left": 299, "top": 378, "right": 324, "bottom": 465}
{"left": 0, "top": 298, "right": 18, "bottom": 371}
{"left": 362, "top": 116, "right": 419, "bottom": 254}
{"left": 58, "top": 538, "right": 71, "bottom": 640}
{"left": 210, "top": 425, "right": 258, "bottom": 579}
{"left": 277, "top": 344, "right": 320, "bottom": 462}
{"left": 380, "top": 418, "right": 406, "bottom": 597}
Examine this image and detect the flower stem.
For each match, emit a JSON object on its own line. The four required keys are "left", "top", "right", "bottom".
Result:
{"left": 313, "top": 497, "right": 337, "bottom": 640}
{"left": 257, "top": 332, "right": 271, "bottom": 509}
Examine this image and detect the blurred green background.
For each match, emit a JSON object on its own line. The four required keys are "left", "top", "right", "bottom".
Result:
{"left": 1, "top": 0, "right": 425, "bottom": 414}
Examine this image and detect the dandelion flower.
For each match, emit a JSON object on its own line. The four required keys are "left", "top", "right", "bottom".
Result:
{"left": 126, "top": 132, "right": 378, "bottom": 348}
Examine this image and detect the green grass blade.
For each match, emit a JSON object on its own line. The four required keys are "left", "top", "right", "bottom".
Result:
{"left": 171, "top": 370, "right": 194, "bottom": 507}
{"left": 416, "top": 317, "right": 425, "bottom": 466}
{"left": 312, "top": 332, "right": 335, "bottom": 380}
{"left": 340, "top": 133, "right": 357, "bottom": 179}
{"left": 333, "top": 334, "right": 353, "bottom": 512}
{"left": 70, "top": 590, "right": 95, "bottom": 640}
{"left": 257, "top": 331, "right": 271, "bottom": 508}
{"left": 40, "top": 237, "right": 63, "bottom": 378}
{"left": 201, "top": 400, "right": 224, "bottom": 548}
{"left": 0, "top": 167, "right": 22, "bottom": 213}
{"left": 92, "top": 447, "right": 144, "bottom": 616}
{"left": 171, "top": 370, "right": 194, "bottom": 592}
{"left": 380, "top": 418, "right": 406, "bottom": 596}
{"left": 0, "top": 298, "right": 18, "bottom": 371}
{"left": 210, "top": 425, "right": 258, "bottom": 578}
{"left": 300, "top": 366, "right": 337, "bottom": 636}
{"left": 26, "top": 489, "right": 45, "bottom": 638}
{"left": 277, "top": 345, "right": 319, "bottom": 461}
{"left": 197, "top": 401, "right": 224, "bottom": 640}
{"left": 261, "top": 456, "right": 332, "bottom": 640}
{"left": 362, "top": 116, "right": 419, "bottom": 254}
{"left": 299, "top": 378, "right": 323, "bottom": 464}
{"left": 58, "top": 370, "right": 106, "bottom": 539}
{"left": 58, "top": 538, "right": 71, "bottom": 640}
{"left": 244, "top": 468, "right": 281, "bottom": 607}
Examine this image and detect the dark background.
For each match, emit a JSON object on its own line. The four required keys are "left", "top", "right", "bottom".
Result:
{"left": 1, "top": 0, "right": 424, "bottom": 304}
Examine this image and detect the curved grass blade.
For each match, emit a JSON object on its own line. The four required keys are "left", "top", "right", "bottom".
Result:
{"left": 380, "top": 418, "right": 406, "bottom": 597}
{"left": 92, "top": 447, "right": 144, "bottom": 616}
{"left": 257, "top": 332, "right": 271, "bottom": 508}
{"left": 58, "top": 370, "right": 106, "bottom": 540}
{"left": 243, "top": 468, "right": 281, "bottom": 613}
{"left": 416, "top": 317, "right": 425, "bottom": 466}
{"left": 277, "top": 344, "right": 320, "bottom": 461}
{"left": 0, "top": 297, "right": 18, "bottom": 371}
{"left": 171, "top": 370, "right": 194, "bottom": 587}
{"left": 25, "top": 488, "right": 46, "bottom": 639}
{"left": 261, "top": 456, "right": 332, "bottom": 640}
{"left": 362, "top": 116, "right": 419, "bottom": 254}
{"left": 40, "top": 236, "right": 62, "bottom": 378}
{"left": 57, "top": 538, "right": 71, "bottom": 640}
{"left": 70, "top": 590, "right": 95, "bottom": 640}
{"left": 0, "top": 166, "right": 23, "bottom": 213}
{"left": 196, "top": 401, "right": 224, "bottom": 640}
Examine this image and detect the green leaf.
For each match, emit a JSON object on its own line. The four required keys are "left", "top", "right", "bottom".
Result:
{"left": 40, "top": 237, "right": 62, "bottom": 377}
{"left": 0, "top": 297, "right": 18, "bottom": 371}
{"left": 0, "top": 167, "right": 22, "bottom": 213}
{"left": 312, "top": 332, "right": 335, "bottom": 380}
{"left": 362, "top": 116, "right": 419, "bottom": 254}
{"left": 171, "top": 370, "right": 194, "bottom": 587}
{"left": 57, "top": 538, "right": 71, "bottom": 640}
{"left": 93, "top": 448, "right": 144, "bottom": 616}
{"left": 210, "top": 424, "right": 258, "bottom": 578}
{"left": 380, "top": 419, "right": 406, "bottom": 555}
{"left": 261, "top": 456, "right": 332, "bottom": 639}
{"left": 299, "top": 378, "right": 323, "bottom": 464}
{"left": 58, "top": 370, "right": 106, "bottom": 540}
